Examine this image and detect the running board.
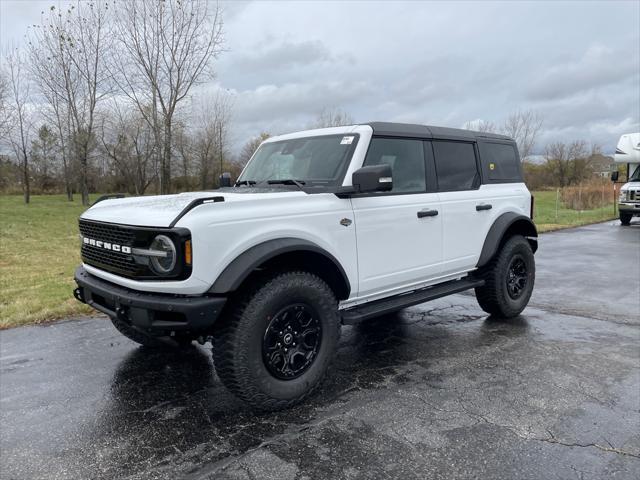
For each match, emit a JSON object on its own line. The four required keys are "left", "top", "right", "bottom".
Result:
{"left": 341, "top": 277, "right": 484, "bottom": 325}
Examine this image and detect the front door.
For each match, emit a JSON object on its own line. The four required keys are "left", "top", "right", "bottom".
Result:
{"left": 351, "top": 137, "right": 443, "bottom": 300}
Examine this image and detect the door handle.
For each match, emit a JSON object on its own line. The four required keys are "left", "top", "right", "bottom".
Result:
{"left": 476, "top": 204, "right": 492, "bottom": 211}
{"left": 417, "top": 209, "right": 439, "bottom": 218}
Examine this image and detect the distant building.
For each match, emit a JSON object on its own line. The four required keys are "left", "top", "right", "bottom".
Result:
{"left": 589, "top": 154, "right": 616, "bottom": 177}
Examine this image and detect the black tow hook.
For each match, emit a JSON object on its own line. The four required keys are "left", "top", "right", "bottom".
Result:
{"left": 115, "top": 307, "right": 129, "bottom": 321}
{"left": 73, "top": 287, "right": 85, "bottom": 304}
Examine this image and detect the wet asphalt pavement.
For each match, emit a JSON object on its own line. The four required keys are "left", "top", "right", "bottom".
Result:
{"left": 1, "top": 221, "right": 639, "bottom": 480}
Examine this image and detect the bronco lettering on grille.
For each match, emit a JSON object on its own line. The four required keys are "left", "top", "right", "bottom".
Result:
{"left": 82, "top": 236, "right": 132, "bottom": 254}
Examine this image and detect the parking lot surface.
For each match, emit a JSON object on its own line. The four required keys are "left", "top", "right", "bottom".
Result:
{"left": 1, "top": 220, "right": 639, "bottom": 479}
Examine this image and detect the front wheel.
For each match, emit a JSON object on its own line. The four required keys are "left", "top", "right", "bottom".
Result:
{"left": 475, "top": 235, "right": 535, "bottom": 319}
{"left": 212, "top": 271, "right": 340, "bottom": 410}
{"left": 620, "top": 212, "right": 632, "bottom": 226}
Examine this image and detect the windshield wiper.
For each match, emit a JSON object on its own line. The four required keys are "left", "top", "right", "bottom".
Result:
{"left": 235, "top": 180, "right": 257, "bottom": 186}
{"left": 266, "top": 179, "right": 306, "bottom": 189}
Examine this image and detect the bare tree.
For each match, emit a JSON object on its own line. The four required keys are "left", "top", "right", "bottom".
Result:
{"left": 570, "top": 143, "right": 601, "bottom": 185}
{"left": 28, "top": 15, "right": 74, "bottom": 201}
{"left": 239, "top": 132, "right": 270, "bottom": 167}
{"left": 193, "top": 92, "right": 233, "bottom": 189}
{"left": 312, "top": 107, "right": 354, "bottom": 128}
{"left": 173, "top": 121, "right": 194, "bottom": 190}
{"left": 544, "top": 140, "right": 596, "bottom": 187}
{"left": 195, "top": 119, "right": 217, "bottom": 190}
{"left": 113, "top": 0, "right": 224, "bottom": 194}
{"left": 29, "top": 2, "right": 112, "bottom": 205}
{"left": 463, "top": 110, "right": 542, "bottom": 162}
{"left": 31, "top": 124, "right": 58, "bottom": 192}
{"left": 463, "top": 119, "right": 497, "bottom": 133}
{"left": 4, "top": 47, "right": 32, "bottom": 203}
{"left": 99, "top": 104, "right": 157, "bottom": 195}
{"left": 0, "top": 71, "right": 10, "bottom": 141}
{"left": 502, "top": 110, "right": 543, "bottom": 162}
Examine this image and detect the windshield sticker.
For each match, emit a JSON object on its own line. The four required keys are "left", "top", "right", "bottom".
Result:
{"left": 340, "top": 136, "right": 354, "bottom": 145}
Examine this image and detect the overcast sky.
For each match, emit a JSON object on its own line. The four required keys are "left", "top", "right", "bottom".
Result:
{"left": 1, "top": 0, "right": 639, "bottom": 155}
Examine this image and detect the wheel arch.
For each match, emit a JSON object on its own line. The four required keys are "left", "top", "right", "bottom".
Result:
{"left": 477, "top": 213, "right": 538, "bottom": 268}
{"left": 209, "top": 238, "right": 351, "bottom": 300}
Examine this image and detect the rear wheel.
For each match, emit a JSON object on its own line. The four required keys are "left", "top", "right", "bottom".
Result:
{"left": 620, "top": 213, "right": 632, "bottom": 226}
{"left": 212, "top": 271, "right": 340, "bottom": 410}
{"left": 475, "top": 235, "right": 535, "bottom": 318}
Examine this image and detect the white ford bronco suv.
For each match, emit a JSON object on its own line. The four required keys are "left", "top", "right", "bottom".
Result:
{"left": 74, "top": 122, "right": 537, "bottom": 409}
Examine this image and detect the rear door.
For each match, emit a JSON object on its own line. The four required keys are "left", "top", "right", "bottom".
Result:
{"left": 351, "top": 137, "right": 442, "bottom": 300}
{"left": 476, "top": 140, "right": 531, "bottom": 219}
{"left": 432, "top": 140, "right": 495, "bottom": 275}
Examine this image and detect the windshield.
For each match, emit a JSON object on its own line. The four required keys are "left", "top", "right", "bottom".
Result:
{"left": 237, "top": 134, "right": 359, "bottom": 187}
{"left": 630, "top": 164, "right": 640, "bottom": 182}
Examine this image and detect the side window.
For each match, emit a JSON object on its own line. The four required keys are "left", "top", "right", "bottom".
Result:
{"left": 478, "top": 142, "right": 522, "bottom": 182}
{"left": 363, "top": 138, "right": 426, "bottom": 193}
{"left": 432, "top": 141, "right": 479, "bottom": 192}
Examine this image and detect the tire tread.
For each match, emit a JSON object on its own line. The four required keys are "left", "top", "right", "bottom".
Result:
{"left": 474, "top": 235, "right": 535, "bottom": 318}
{"left": 212, "top": 270, "right": 339, "bottom": 411}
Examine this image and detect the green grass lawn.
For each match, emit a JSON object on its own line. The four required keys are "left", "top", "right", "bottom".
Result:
{"left": 533, "top": 190, "right": 617, "bottom": 233}
{"left": 0, "top": 191, "right": 618, "bottom": 329}
{"left": 0, "top": 194, "right": 94, "bottom": 328}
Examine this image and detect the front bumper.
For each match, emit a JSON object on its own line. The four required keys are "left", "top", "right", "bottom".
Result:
{"left": 619, "top": 202, "right": 640, "bottom": 214}
{"left": 74, "top": 266, "right": 226, "bottom": 335}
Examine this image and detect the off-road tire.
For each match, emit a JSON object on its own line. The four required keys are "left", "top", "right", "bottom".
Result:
{"left": 474, "top": 235, "right": 535, "bottom": 319}
{"left": 110, "top": 316, "right": 193, "bottom": 348}
{"left": 620, "top": 213, "right": 632, "bottom": 226}
{"left": 212, "top": 271, "right": 340, "bottom": 411}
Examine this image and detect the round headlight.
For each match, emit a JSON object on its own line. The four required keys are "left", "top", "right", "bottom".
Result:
{"left": 149, "top": 235, "right": 176, "bottom": 274}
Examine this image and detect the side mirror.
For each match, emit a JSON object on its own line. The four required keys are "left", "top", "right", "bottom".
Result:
{"left": 610, "top": 171, "right": 619, "bottom": 182}
{"left": 219, "top": 172, "right": 232, "bottom": 187}
{"left": 352, "top": 164, "right": 393, "bottom": 193}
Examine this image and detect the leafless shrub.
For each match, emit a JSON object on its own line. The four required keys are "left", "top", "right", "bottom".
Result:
{"left": 561, "top": 178, "right": 611, "bottom": 210}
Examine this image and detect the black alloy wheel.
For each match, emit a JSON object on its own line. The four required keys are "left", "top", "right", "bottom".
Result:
{"left": 506, "top": 255, "right": 528, "bottom": 300}
{"left": 262, "top": 303, "right": 322, "bottom": 380}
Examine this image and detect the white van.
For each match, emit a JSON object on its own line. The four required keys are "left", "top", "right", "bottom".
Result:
{"left": 614, "top": 133, "right": 640, "bottom": 225}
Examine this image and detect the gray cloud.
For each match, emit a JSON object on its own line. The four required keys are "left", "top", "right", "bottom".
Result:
{"left": 229, "top": 40, "right": 332, "bottom": 74}
{"left": 2, "top": 0, "right": 639, "bottom": 155}
{"left": 526, "top": 44, "right": 640, "bottom": 101}
{"left": 213, "top": 1, "right": 639, "bottom": 153}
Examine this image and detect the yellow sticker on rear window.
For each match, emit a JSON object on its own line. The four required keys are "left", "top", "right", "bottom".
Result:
{"left": 489, "top": 163, "right": 495, "bottom": 170}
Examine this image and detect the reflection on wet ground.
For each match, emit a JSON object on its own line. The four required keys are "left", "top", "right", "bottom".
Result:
{"left": 1, "top": 221, "right": 639, "bottom": 480}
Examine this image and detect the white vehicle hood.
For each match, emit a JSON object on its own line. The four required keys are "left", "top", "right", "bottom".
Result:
{"left": 81, "top": 190, "right": 307, "bottom": 227}
{"left": 622, "top": 181, "right": 640, "bottom": 189}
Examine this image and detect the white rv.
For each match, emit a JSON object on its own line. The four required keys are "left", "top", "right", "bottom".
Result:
{"left": 614, "top": 133, "right": 640, "bottom": 225}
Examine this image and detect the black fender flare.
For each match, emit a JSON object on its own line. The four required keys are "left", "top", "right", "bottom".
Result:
{"left": 477, "top": 213, "right": 538, "bottom": 268}
{"left": 209, "top": 238, "right": 351, "bottom": 297}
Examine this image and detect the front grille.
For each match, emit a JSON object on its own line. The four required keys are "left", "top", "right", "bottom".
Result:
{"left": 78, "top": 219, "right": 191, "bottom": 280}
{"left": 81, "top": 245, "right": 139, "bottom": 276}
{"left": 630, "top": 190, "right": 637, "bottom": 201}
{"left": 79, "top": 220, "right": 135, "bottom": 246}
{"left": 79, "top": 219, "right": 142, "bottom": 277}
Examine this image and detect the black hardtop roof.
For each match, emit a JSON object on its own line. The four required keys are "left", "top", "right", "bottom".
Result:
{"left": 364, "top": 121, "right": 512, "bottom": 142}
